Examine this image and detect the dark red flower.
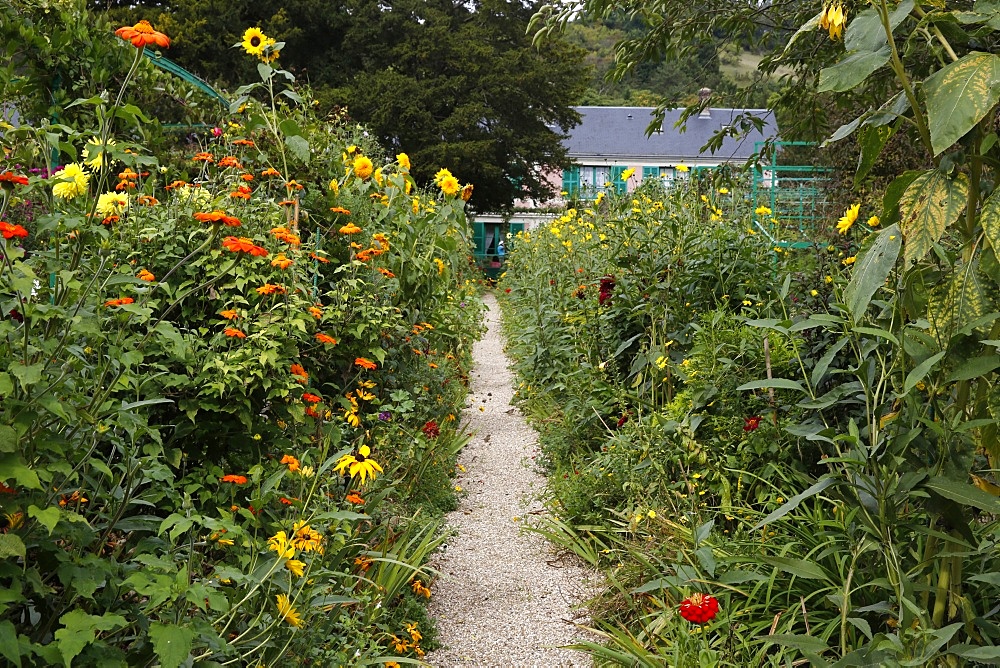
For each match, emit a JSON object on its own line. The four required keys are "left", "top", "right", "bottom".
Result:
{"left": 744, "top": 416, "right": 762, "bottom": 432}
{"left": 598, "top": 274, "right": 616, "bottom": 306}
{"left": 422, "top": 420, "right": 440, "bottom": 438}
{"left": 616, "top": 412, "right": 630, "bottom": 428}
{"left": 679, "top": 593, "right": 719, "bottom": 624}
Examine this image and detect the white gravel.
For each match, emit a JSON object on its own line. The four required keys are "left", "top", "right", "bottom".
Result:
{"left": 423, "top": 293, "right": 595, "bottom": 668}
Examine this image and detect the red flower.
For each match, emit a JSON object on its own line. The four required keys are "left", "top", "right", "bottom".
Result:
{"left": 304, "top": 405, "right": 321, "bottom": 418}
{"left": 220, "top": 474, "right": 248, "bottom": 484}
{"left": 0, "top": 172, "right": 29, "bottom": 187}
{"left": 598, "top": 274, "right": 616, "bottom": 306}
{"left": 104, "top": 297, "right": 135, "bottom": 307}
{"left": 355, "top": 357, "right": 377, "bottom": 370}
{"left": 0, "top": 222, "right": 28, "bottom": 239}
{"left": 422, "top": 420, "right": 440, "bottom": 438}
{"left": 302, "top": 393, "right": 322, "bottom": 404}
{"left": 224, "top": 327, "right": 247, "bottom": 338}
{"left": 744, "top": 416, "right": 762, "bottom": 432}
{"left": 316, "top": 333, "right": 337, "bottom": 345}
{"left": 616, "top": 412, "right": 630, "bottom": 428}
{"left": 679, "top": 593, "right": 719, "bottom": 624}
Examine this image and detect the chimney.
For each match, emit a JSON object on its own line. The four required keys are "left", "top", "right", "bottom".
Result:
{"left": 698, "top": 88, "right": 711, "bottom": 118}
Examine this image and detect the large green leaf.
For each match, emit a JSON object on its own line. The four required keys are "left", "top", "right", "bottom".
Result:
{"left": 843, "top": 223, "right": 902, "bottom": 321}
{"left": 980, "top": 186, "right": 1000, "bottom": 254}
{"left": 924, "top": 52, "right": 1000, "bottom": 155}
{"left": 856, "top": 123, "right": 897, "bottom": 188}
{"left": 149, "top": 623, "right": 195, "bottom": 668}
{"left": 899, "top": 170, "right": 968, "bottom": 267}
{"left": 926, "top": 475, "right": 1000, "bottom": 513}
{"left": 818, "top": 48, "right": 891, "bottom": 93}
{"left": 927, "top": 259, "right": 989, "bottom": 343}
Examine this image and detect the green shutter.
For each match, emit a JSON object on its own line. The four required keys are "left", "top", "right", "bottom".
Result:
{"left": 509, "top": 222, "right": 525, "bottom": 236}
{"left": 562, "top": 166, "right": 580, "bottom": 196}
{"left": 642, "top": 166, "right": 659, "bottom": 181}
{"left": 610, "top": 166, "right": 627, "bottom": 194}
{"left": 472, "top": 221, "right": 486, "bottom": 256}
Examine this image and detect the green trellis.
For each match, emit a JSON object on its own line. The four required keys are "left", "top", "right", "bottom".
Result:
{"left": 751, "top": 141, "right": 834, "bottom": 249}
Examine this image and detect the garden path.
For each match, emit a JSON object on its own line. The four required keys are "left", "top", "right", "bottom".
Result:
{"left": 423, "top": 293, "right": 594, "bottom": 667}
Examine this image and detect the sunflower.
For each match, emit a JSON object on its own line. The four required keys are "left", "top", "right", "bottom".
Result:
{"left": 241, "top": 27, "right": 268, "bottom": 57}
{"left": 275, "top": 593, "right": 303, "bottom": 628}
{"left": 836, "top": 203, "right": 860, "bottom": 234}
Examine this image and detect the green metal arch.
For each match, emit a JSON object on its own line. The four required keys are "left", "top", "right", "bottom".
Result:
{"left": 142, "top": 48, "right": 229, "bottom": 108}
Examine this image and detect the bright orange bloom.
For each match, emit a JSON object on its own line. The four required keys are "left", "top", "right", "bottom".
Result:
{"left": 101, "top": 215, "right": 120, "bottom": 227}
{"left": 219, "top": 309, "right": 239, "bottom": 320}
{"left": 136, "top": 195, "right": 159, "bottom": 206}
{"left": 308, "top": 306, "right": 323, "bottom": 319}
{"left": 316, "top": 333, "right": 337, "bottom": 345}
{"left": 270, "top": 227, "right": 301, "bottom": 245}
{"left": 302, "top": 392, "right": 322, "bottom": 404}
{"left": 220, "top": 474, "right": 248, "bottom": 484}
{"left": 136, "top": 269, "right": 155, "bottom": 282}
{"left": 221, "top": 236, "right": 268, "bottom": 257}
{"left": 261, "top": 167, "right": 281, "bottom": 177}
{"left": 356, "top": 249, "right": 374, "bottom": 262}
{"left": 278, "top": 199, "right": 296, "bottom": 207}
{"left": 377, "top": 267, "right": 395, "bottom": 278}
{"left": 304, "top": 405, "right": 321, "bottom": 418}
{"left": 192, "top": 152, "right": 214, "bottom": 163}
{"left": 233, "top": 138, "right": 255, "bottom": 147}
{"left": 290, "top": 363, "right": 308, "bottom": 379}
{"left": 280, "top": 454, "right": 301, "bottom": 473}
{"left": 345, "top": 491, "right": 365, "bottom": 505}
{"left": 217, "top": 156, "right": 243, "bottom": 169}
{"left": 115, "top": 20, "right": 170, "bottom": 48}
{"left": 339, "top": 223, "right": 362, "bottom": 235}
{"left": 271, "top": 253, "right": 294, "bottom": 269}
{"left": 195, "top": 210, "right": 241, "bottom": 227}
{"left": 285, "top": 180, "right": 304, "bottom": 191}
{"left": 164, "top": 180, "right": 188, "bottom": 190}
{"left": 0, "top": 222, "right": 29, "bottom": 239}
{"left": 104, "top": 297, "right": 135, "bottom": 307}
{"left": 355, "top": 357, "right": 377, "bottom": 370}
{"left": 310, "top": 252, "right": 330, "bottom": 263}
{"left": 224, "top": 328, "right": 247, "bottom": 338}
{"left": 279, "top": 497, "right": 294, "bottom": 505}
{"left": 256, "top": 283, "right": 286, "bottom": 295}
{"left": 114, "top": 180, "right": 136, "bottom": 191}
{"left": 117, "top": 168, "right": 138, "bottom": 181}
{"left": 241, "top": 173, "right": 254, "bottom": 181}
{"left": 230, "top": 185, "right": 252, "bottom": 200}
{"left": 329, "top": 207, "right": 351, "bottom": 215}
{"left": 0, "top": 172, "right": 29, "bottom": 187}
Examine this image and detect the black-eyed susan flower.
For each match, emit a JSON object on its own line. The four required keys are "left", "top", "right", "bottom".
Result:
{"left": 333, "top": 444, "right": 383, "bottom": 485}
{"left": 275, "top": 593, "right": 303, "bottom": 627}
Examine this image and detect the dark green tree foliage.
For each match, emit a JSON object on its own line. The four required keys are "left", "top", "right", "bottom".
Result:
{"left": 94, "top": 0, "right": 590, "bottom": 212}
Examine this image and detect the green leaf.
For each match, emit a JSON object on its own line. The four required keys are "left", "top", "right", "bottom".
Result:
{"left": 0, "top": 454, "right": 41, "bottom": 490}
{"left": 0, "top": 620, "right": 20, "bottom": 667}
{"left": 766, "top": 633, "right": 832, "bottom": 653}
{"left": 927, "top": 259, "right": 988, "bottom": 342}
{"left": 0, "top": 534, "right": 26, "bottom": 560}
{"left": 257, "top": 63, "right": 273, "bottom": 81}
{"left": 278, "top": 118, "right": 301, "bottom": 137}
{"left": 979, "top": 186, "right": 1000, "bottom": 255}
{"left": 899, "top": 170, "right": 968, "bottom": 267}
{"left": 811, "top": 337, "right": 849, "bottom": 389}
{"left": 818, "top": 48, "right": 891, "bottom": 93}
{"left": 949, "top": 644, "right": 1000, "bottom": 662}
{"left": 0, "top": 426, "right": 16, "bottom": 454}
{"left": 843, "top": 224, "right": 902, "bottom": 321}
{"left": 285, "top": 135, "right": 310, "bottom": 163}
{"left": 735, "top": 378, "right": 808, "bottom": 393}
{"left": 904, "top": 351, "right": 946, "bottom": 393}
{"left": 149, "top": 623, "right": 194, "bottom": 668}
{"left": 753, "top": 477, "right": 836, "bottom": 530}
{"left": 882, "top": 170, "right": 923, "bottom": 227}
{"left": 8, "top": 362, "right": 43, "bottom": 390}
{"left": 946, "top": 355, "right": 1000, "bottom": 382}
{"left": 760, "top": 555, "right": 831, "bottom": 580}
{"left": 923, "top": 52, "right": 1000, "bottom": 155}
{"left": 54, "top": 610, "right": 126, "bottom": 668}
{"left": 28, "top": 505, "right": 61, "bottom": 535}
{"left": 0, "top": 373, "right": 12, "bottom": 397}
{"left": 856, "top": 123, "right": 897, "bottom": 188}
{"left": 926, "top": 475, "right": 1000, "bottom": 513}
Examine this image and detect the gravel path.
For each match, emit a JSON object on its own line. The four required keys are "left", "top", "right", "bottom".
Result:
{"left": 423, "top": 293, "right": 594, "bottom": 668}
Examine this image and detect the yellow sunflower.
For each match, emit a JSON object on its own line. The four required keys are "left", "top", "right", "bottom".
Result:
{"left": 836, "top": 203, "right": 860, "bottom": 235}
{"left": 275, "top": 593, "right": 303, "bottom": 628}
{"left": 241, "top": 27, "right": 268, "bottom": 57}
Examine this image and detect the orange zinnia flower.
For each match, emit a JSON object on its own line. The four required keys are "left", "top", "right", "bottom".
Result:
{"left": 305, "top": 405, "right": 321, "bottom": 418}
{"left": 329, "top": 207, "right": 351, "bottom": 215}
{"left": 104, "top": 297, "right": 135, "bottom": 307}
{"left": 136, "top": 195, "right": 159, "bottom": 206}
{"left": 233, "top": 139, "right": 255, "bottom": 147}
{"left": 0, "top": 172, "right": 29, "bottom": 187}
{"left": 271, "top": 227, "right": 301, "bottom": 245}
{"left": 220, "top": 474, "right": 248, "bottom": 484}
{"left": 280, "top": 454, "right": 301, "bottom": 472}
{"left": 219, "top": 309, "right": 239, "bottom": 320}
{"left": 290, "top": 363, "right": 308, "bottom": 379}
{"left": 164, "top": 180, "right": 188, "bottom": 190}
{"left": 218, "top": 156, "right": 243, "bottom": 169}
{"left": 115, "top": 19, "right": 170, "bottom": 48}
{"left": 271, "top": 254, "right": 294, "bottom": 269}
{"left": 278, "top": 199, "right": 296, "bottom": 207}
{"left": 241, "top": 173, "right": 254, "bottom": 182}
{"left": 195, "top": 210, "right": 241, "bottom": 226}
{"left": 230, "top": 185, "right": 252, "bottom": 200}
{"left": 261, "top": 167, "right": 281, "bottom": 177}
{"left": 192, "top": 152, "right": 214, "bottom": 163}
{"left": 0, "top": 222, "right": 29, "bottom": 239}
{"left": 316, "top": 333, "right": 337, "bottom": 345}
{"left": 345, "top": 491, "right": 365, "bottom": 505}
{"left": 356, "top": 249, "right": 374, "bottom": 262}
{"left": 339, "top": 223, "right": 362, "bottom": 235}
{"left": 308, "top": 306, "right": 323, "bottom": 319}
{"left": 221, "top": 236, "right": 268, "bottom": 257}
{"left": 377, "top": 267, "right": 395, "bottom": 278}
{"left": 256, "top": 283, "right": 286, "bottom": 295}
{"left": 285, "top": 180, "right": 304, "bottom": 191}
{"left": 101, "top": 215, "right": 120, "bottom": 227}
{"left": 310, "top": 253, "right": 330, "bottom": 263}
{"left": 355, "top": 357, "right": 377, "bottom": 370}
{"left": 224, "top": 328, "right": 247, "bottom": 338}
{"left": 136, "top": 269, "right": 155, "bottom": 282}
{"left": 302, "top": 392, "right": 322, "bottom": 404}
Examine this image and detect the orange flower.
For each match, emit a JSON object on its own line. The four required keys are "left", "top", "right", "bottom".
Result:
{"left": 0, "top": 172, "right": 29, "bottom": 187}
{"left": 310, "top": 252, "right": 330, "bottom": 263}
{"left": 278, "top": 199, "right": 296, "bottom": 207}
{"left": 241, "top": 173, "right": 255, "bottom": 182}
{"left": 339, "top": 223, "right": 362, "bottom": 235}
{"left": 136, "top": 195, "right": 159, "bottom": 206}
{"left": 115, "top": 20, "right": 170, "bottom": 48}
{"left": 164, "top": 180, "right": 188, "bottom": 190}
{"left": 261, "top": 167, "right": 281, "bottom": 177}
{"left": 220, "top": 474, "right": 248, "bottom": 484}
{"left": 219, "top": 309, "right": 239, "bottom": 320}
{"left": 136, "top": 269, "right": 155, "bottom": 282}
{"left": 104, "top": 297, "right": 135, "bottom": 307}
{"left": 377, "top": 267, "right": 396, "bottom": 278}
{"left": 191, "top": 152, "right": 214, "bottom": 163}
{"left": 256, "top": 283, "right": 286, "bottom": 295}
{"left": 0, "top": 222, "right": 29, "bottom": 240}
{"left": 233, "top": 138, "right": 255, "bottom": 147}
{"left": 316, "top": 333, "right": 337, "bottom": 345}
{"left": 118, "top": 168, "right": 138, "bottom": 181}
{"left": 356, "top": 249, "right": 374, "bottom": 262}
{"left": 224, "top": 328, "right": 247, "bottom": 338}
{"left": 222, "top": 236, "right": 268, "bottom": 257}
{"left": 280, "top": 454, "right": 301, "bottom": 472}
{"left": 218, "top": 156, "right": 243, "bottom": 169}
{"left": 285, "top": 180, "right": 304, "bottom": 191}
{"left": 101, "top": 215, "right": 120, "bottom": 227}
{"left": 302, "top": 392, "right": 322, "bottom": 404}
{"left": 329, "top": 207, "right": 351, "bottom": 215}
{"left": 279, "top": 497, "right": 294, "bottom": 505}
{"left": 114, "top": 180, "right": 136, "bottom": 191}
{"left": 308, "top": 306, "right": 323, "bottom": 319}
{"left": 290, "top": 363, "right": 308, "bottom": 379}
{"left": 230, "top": 185, "right": 252, "bottom": 200}
{"left": 345, "top": 491, "right": 365, "bottom": 505}
{"left": 271, "top": 253, "right": 294, "bottom": 269}
{"left": 355, "top": 357, "right": 377, "bottom": 370}
{"left": 461, "top": 183, "right": 474, "bottom": 201}
{"left": 304, "top": 405, "right": 321, "bottom": 418}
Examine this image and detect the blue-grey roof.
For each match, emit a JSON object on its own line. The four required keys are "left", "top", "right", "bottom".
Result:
{"left": 563, "top": 106, "right": 778, "bottom": 164}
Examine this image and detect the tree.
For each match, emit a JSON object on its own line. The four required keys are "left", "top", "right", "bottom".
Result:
{"left": 93, "top": 0, "right": 590, "bottom": 212}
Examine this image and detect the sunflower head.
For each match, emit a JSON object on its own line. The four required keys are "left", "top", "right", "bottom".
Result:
{"left": 241, "top": 27, "right": 268, "bottom": 57}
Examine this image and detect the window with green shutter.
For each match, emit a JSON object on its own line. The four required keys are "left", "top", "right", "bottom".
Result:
{"left": 472, "top": 221, "right": 486, "bottom": 256}
{"left": 610, "top": 166, "right": 627, "bottom": 194}
{"left": 642, "top": 166, "right": 659, "bottom": 182}
{"left": 562, "top": 166, "right": 580, "bottom": 196}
